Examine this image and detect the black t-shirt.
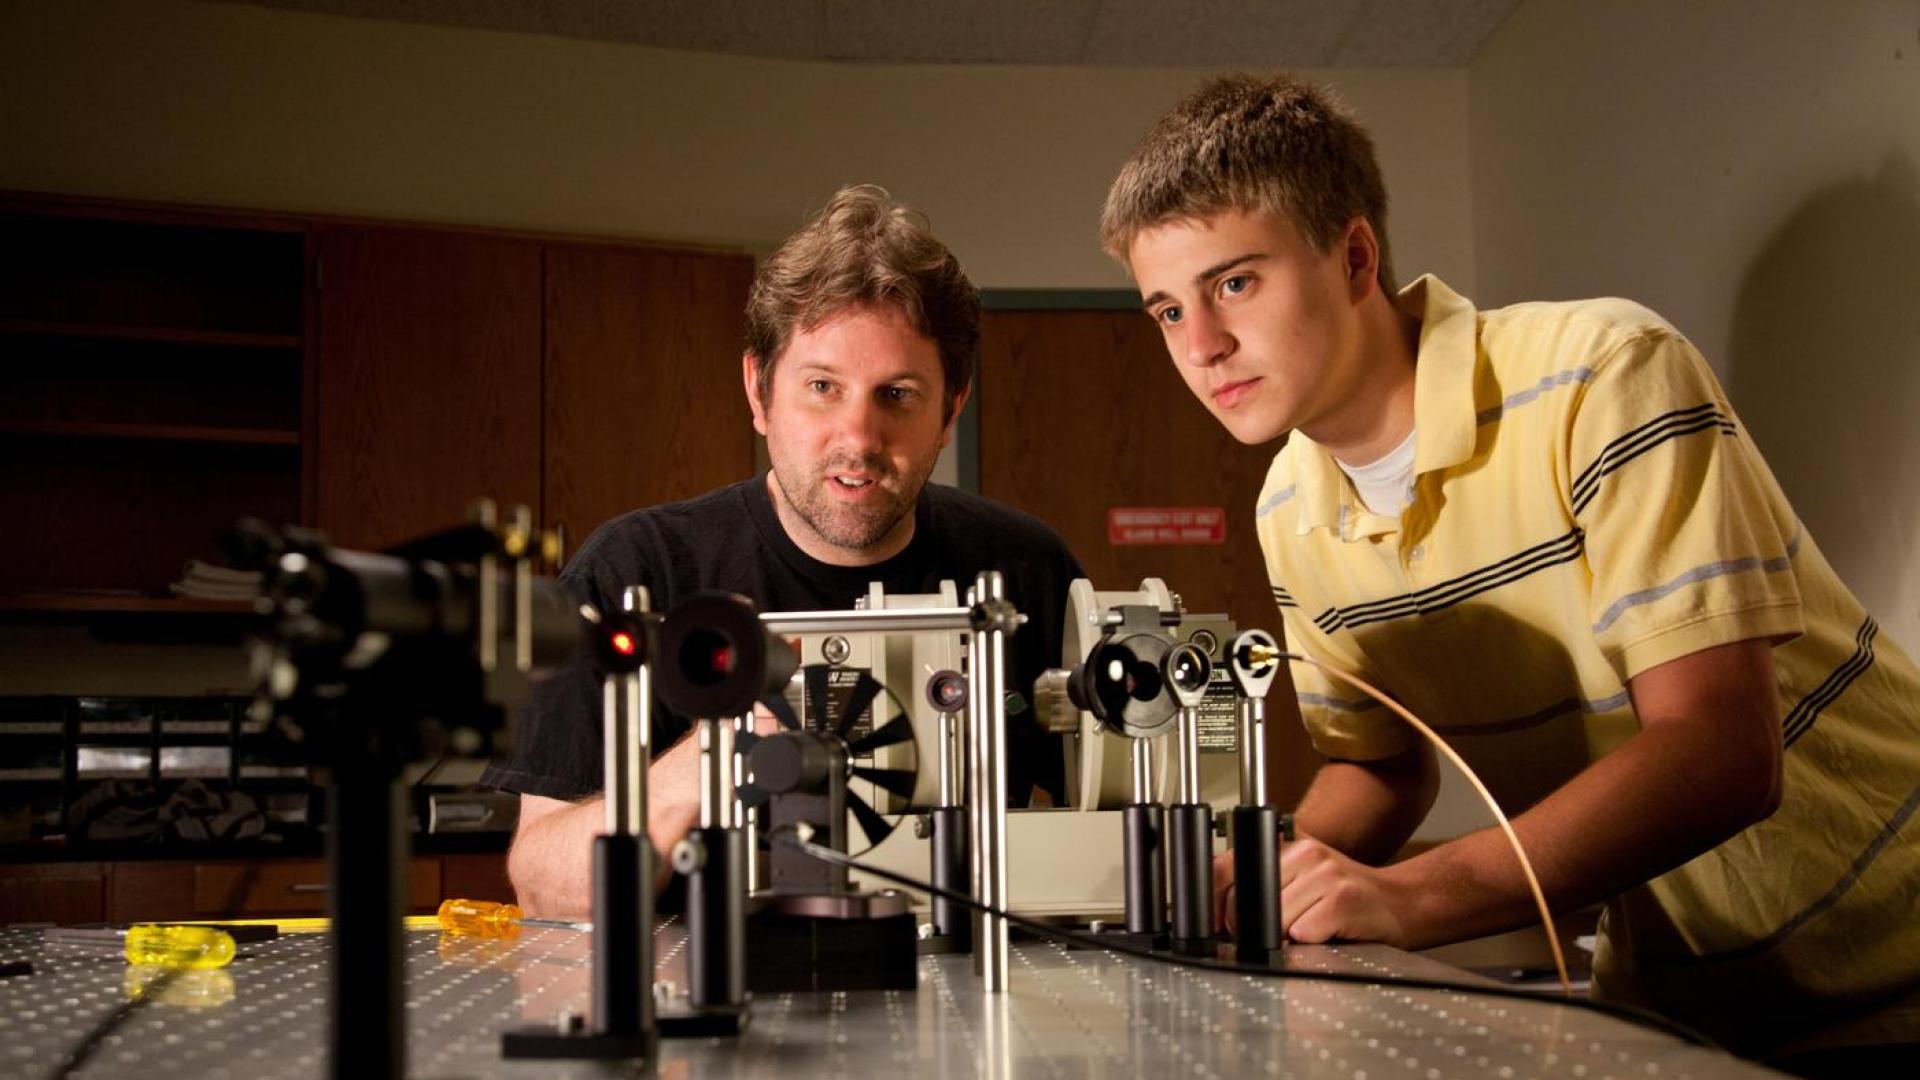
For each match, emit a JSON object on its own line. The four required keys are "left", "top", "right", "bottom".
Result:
{"left": 480, "top": 474, "right": 1085, "bottom": 805}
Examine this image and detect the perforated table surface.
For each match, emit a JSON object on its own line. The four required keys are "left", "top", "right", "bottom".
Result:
{"left": 0, "top": 922, "right": 1780, "bottom": 1079}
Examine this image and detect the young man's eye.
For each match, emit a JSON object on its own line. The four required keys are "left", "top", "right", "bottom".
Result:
{"left": 1220, "top": 274, "right": 1251, "bottom": 296}
{"left": 1156, "top": 305, "right": 1184, "bottom": 327}
{"left": 808, "top": 378, "right": 834, "bottom": 395}
{"left": 880, "top": 386, "right": 917, "bottom": 404}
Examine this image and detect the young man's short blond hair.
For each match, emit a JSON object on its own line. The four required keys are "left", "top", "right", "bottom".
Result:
{"left": 1101, "top": 74, "right": 1395, "bottom": 293}
{"left": 747, "top": 184, "right": 979, "bottom": 424}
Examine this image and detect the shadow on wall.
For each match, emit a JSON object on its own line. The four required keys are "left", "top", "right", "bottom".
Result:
{"left": 1727, "top": 154, "right": 1920, "bottom": 651}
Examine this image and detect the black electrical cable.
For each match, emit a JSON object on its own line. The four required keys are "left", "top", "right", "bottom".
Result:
{"left": 774, "top": 830, "right": 1721, "bottom": 1051}
{"left": 48, "top": 855, "right": 270, "bottom": 1080}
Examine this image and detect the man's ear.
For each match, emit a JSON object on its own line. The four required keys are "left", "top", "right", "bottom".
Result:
{"left": 1343, "top": 217, "right": 1381, "bottom": 302}
{"left": 743, "top": 351, "right": 770, "bottom": 437}
{"left": 940, "top": 378, "right": 973, "bottom": 448}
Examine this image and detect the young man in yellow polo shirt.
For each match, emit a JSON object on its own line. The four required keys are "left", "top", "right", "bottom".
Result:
{"left": 1101, "top": 74, "right": 1920, "bottom": 1070}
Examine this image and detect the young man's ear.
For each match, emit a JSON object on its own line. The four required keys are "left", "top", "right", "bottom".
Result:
{"left": 742, "top": 351, "right": 771, "bottom": 437}
{"left": 1343, "top": 217, "right": 1381, "bottom": 302}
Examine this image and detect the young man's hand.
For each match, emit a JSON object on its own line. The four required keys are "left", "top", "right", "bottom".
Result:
{"left": 1212, "top": 834, "right": 1420, "bottom": 947}
{"left": 1276, "top": 836, "right": 1419, "bottom": 946}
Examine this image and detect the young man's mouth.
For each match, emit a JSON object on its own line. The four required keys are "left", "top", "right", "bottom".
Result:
{"left": 1212, "top": 377, "right": 1261, "bottom": 409}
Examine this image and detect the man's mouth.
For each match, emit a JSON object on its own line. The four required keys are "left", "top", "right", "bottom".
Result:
{"left": 1212, "top": 377, "right": 1260, "bottom": 408}
{"left": 831, "top": 474, "right": 877, "bottom": 490}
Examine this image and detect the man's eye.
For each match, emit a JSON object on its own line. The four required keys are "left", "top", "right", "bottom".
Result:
{"left": 808, "top": 379, "right": 833, "bottom": 394}
{"left": 1221, "top": 275, "right": 1251, "bottom": 296}
{"left": 881, "top": 386, "right": 915, "bottom": 403}
{"left": 1157, "top": 306, "right": 1183, "bottom": 326}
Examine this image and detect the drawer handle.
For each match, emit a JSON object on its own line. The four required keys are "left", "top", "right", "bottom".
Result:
{"left": 288, "top": 883, "right": 329, "bottom": 894}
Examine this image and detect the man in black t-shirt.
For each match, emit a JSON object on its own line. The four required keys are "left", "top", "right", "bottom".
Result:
{"left": 484, "top": 186, "right": 1084, "bottom": 918}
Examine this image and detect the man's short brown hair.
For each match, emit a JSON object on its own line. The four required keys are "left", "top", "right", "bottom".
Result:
{"left": 747, "top": 185, "right": 980, "bottom": 423}
{"left": 1100, "top": 74, "right": 1394, "bottom": 292}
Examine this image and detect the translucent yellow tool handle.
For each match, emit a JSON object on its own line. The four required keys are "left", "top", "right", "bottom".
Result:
{"left": 436, "top": 898, "right": 523, "bottom": 938}
{"left": 124, "top": 925, "right": 237, "bottom": 970}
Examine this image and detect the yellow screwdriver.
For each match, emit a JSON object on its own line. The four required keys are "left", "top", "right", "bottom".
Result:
{"left": 124, "top": 924, "right": 237, "bottom": 970}
{"left": 435, "top": 898, "right": 586, "bottom": 937}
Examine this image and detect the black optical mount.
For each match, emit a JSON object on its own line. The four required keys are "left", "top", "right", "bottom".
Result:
{"left": 503, "top": 589, "right": 660, "bottom": 1060}
{"left": 1162, "top": 642, "right": 1217, "bottom": 958}
{"left": 917, "top": 669, "right": 972, "bottom": 955}
{"left": 236, "top": 506, "right": 586, "bottom": 1080}
{"left": 653, "top": 592, "right": 799, "bottom": 1037}
{"left": 1058, "top": 605, "right": 1184, "bottom": 951}
{"left": 1225, "top": 629, "right": 1289, "bottom": 967}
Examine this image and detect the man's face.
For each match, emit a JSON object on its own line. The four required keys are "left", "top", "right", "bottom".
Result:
{"left": 746, "top": 302, "right": 966, "bottom": 566}
{"left": 1128, "top": 207, "right": 1367, "bottom": 447}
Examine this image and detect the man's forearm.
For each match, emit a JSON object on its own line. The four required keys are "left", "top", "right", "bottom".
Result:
{"left": 507, "top": 716, "right": 780, "bottom": 917}
{"left": 1293, "top": 745, "right": 1439, "bottom": 864}
{"left": 1384, "top": 714, "right": 1779, "bottom": 948}
{"left": 507, "top": 795, "right": 604, "bottom": 919}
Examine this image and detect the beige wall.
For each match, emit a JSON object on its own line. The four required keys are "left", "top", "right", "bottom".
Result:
{"left": 0, "top": 0, "right": 1472, "bottom": 695}
{"left": 1471, "top": 0, "right": 1920, "bottom": 655}
{"left": 8, "top": 0, "right": 1911, "bottom": 708}
{"left": 0, "top": 0, "right": 1473, "bottom": 291}
{"left": 1408, "top": 0, "right": 1920, "bottom": 843}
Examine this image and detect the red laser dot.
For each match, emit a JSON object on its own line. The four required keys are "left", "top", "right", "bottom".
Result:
{"left": 611, "top": 631, "right": 636, "bottom": 656}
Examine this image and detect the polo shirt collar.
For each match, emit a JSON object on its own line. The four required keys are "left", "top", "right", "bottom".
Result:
{"left": 1405, "top": 274, "right": 1481, "bottom": 476}
{"left": 1287, "top": 274, "right": 1480, "bottom": 540}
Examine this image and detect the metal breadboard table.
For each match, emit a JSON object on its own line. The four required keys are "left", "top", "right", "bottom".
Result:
{"left": 0, "top": 923, "right": 1780, "bottom": 1079}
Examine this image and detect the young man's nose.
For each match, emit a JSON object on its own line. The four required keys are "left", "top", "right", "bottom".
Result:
{"left": 1181, "top": 306, "right": 1235, "bottom": 367}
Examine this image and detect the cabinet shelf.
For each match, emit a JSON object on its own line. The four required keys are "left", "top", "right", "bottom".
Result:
{"left": 0, "top": 419, "right": 300, "bottom": 446}
{"left": 0, "top": 595, "right": 256, "bottom": 616}
{"left": 0, "top": 319, "right": 301, "bottom": 349}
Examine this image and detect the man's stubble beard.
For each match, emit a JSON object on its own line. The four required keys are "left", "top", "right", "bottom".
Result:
{"left": 770, "top": 450, "right": 939, "bottom": 555}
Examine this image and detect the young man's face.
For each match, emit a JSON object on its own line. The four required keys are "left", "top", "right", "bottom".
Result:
{"left": 746, "top": 302, "right": 966, "bottom": 566}
{"left": 1128, "top": 207, "right": 1367, "bottom": 447}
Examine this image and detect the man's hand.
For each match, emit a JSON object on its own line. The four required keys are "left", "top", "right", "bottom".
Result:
{"left": 1214, "top": 742, "right": 1437, "bottom": 938}
{"left": 506, "top": 705, "right": 787, "bottom": 917}
{"left": 1213, "top": 836, "right": 1418, "bottom": 946}
{"left": 1277, "top": 836, "right": 1416, "bottom": 946}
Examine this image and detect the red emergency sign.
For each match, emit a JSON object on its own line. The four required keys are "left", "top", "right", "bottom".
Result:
{"left": 1107, "top": 506, "right": 1226, "bottom": 546}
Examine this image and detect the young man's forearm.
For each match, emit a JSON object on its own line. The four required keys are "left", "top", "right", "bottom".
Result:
{"left": 1383, "top": 707, "right": 1779, "bottom": 948}
{"left": 1293, "top": 744, "right": 1439, "bottom": 864}
{"left": 1376, "top": 640, "right": 1783, "bottom": 947}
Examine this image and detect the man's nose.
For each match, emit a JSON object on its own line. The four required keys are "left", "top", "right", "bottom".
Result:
{"left": 832, "top": 396, "right": 889, "bottom": 454}
{"left": 1182, "top": 306, "right": 1235, "bottom": 368}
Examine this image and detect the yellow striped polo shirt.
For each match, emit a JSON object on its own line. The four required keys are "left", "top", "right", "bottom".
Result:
{"left": 1255, "top": 274, "right": 1920, "bottom": 1054}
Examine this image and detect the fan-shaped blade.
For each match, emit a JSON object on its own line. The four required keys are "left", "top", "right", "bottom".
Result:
{"left": 847, "top": 792, "right": 895, "bottom": 847}
{"left": 850, "top": 765, "right": 917, "bottom": 799}
{"left": 761, "top": 692, "right": 801, "bottom": 731}
{"left": 846, "top": 712, "right": 914, "bottom": 757}
{"left": 805, "top": 665, "right": 831, "bottom": 732}
{"left": 835, "top": 672, "right": 883, "bottom": 739}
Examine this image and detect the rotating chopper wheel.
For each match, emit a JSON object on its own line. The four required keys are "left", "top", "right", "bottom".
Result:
{"left": 737, "top": 663, "right": 920, "bottom": 856}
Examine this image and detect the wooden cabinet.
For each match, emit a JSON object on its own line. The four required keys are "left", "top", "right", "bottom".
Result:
{"left": 542, "top": 243, "right": 757, "bottom": 542}
{"left": 977, "top": 307, "right": 1319, "bottom": 806}
{"left": 0, "top": 195, "right": 756, "bottom": 607}
{"left": 0, "top": 197, "right": 307, "bottom": 606}
{"left": 0, "top": 861, "right": 107, "bottom": 923}
{"left": 313, "top": 226, "right": 755, "bottom": 554}
{"left": 312, "top": 226, "right": 543, "bottom": 550}
{"left": 0, "top": 853, "right": 509, "bottom": 924}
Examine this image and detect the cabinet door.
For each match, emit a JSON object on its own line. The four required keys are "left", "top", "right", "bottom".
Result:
{"left": 314, "top": 227, "right": 542, "bottom": 551}
{"left": 542, "top": 244, "right": 755, "bottom": 545}
{"left": 977, "top": 308, "right": 1317, "bottom": 805}
{"left": 0, "top": 862, "right": 106, "bottom": 924}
